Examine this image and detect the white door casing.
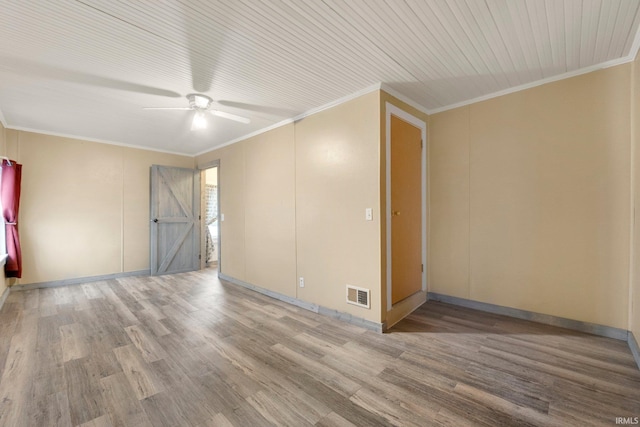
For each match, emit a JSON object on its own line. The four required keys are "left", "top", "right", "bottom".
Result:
{"left": 386, "top": 102, "right": 427, "bottom": 311}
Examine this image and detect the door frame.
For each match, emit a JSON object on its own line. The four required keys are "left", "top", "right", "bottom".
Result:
{"left": 385, "top": 102, "right": 427, "bottom": 311}
{"left": 199, "top": 159, "right": 221, "bottom": 270}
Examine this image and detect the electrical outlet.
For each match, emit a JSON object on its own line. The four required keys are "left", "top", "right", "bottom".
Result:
{"left": 299, "top": 277, "right": 305, "bottom": 288}
{"left": 221, "top": 213, "right": 225, "bottom": 221}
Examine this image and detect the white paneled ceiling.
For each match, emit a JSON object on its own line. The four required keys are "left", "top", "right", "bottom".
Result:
{"left": 0, "top": 0, "right": 639, "bottom": 155}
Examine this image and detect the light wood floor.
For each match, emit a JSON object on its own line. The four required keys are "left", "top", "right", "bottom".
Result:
{"left": 0, "top": 269, "right": 639, "bottom": 426}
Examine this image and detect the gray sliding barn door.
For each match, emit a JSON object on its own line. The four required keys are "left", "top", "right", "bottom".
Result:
{"left": 150, "top": 165, "right": 201, "bottom": 275}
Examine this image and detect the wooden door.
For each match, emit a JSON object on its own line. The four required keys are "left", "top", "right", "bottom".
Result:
{"left": 150, "top": 165, "right": 201, "bottom": 275}
{"left": 390, "top": 115, "right": 423, "bottom": 304}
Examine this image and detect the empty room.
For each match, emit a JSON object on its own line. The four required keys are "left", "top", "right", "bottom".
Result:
{"left": 1, "top": 1, "right": 640, "bottom": 426}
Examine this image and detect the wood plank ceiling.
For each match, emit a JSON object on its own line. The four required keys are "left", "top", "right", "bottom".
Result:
{"left": 0, "top": 0, "right": 638, "bottom": 155}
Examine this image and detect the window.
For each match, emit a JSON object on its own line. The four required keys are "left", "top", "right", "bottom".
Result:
{"left": 0, "top": 158, "right": 21, "bottom": 276}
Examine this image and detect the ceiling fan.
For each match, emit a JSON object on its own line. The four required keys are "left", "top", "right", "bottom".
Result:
{"left": 143, "top": 93, "right": 251, "bottom": 130}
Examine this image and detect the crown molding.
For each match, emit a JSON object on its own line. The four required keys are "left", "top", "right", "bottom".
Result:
{"left": 195, "top": 83, "right": 383, "bottom": 157}
{"left": 5, "top": 125, "right": 193, "bottom": 157}
{"left": 429, "top": 56, "right": 637, "bottom": 114}
{"left": 379, "top": 83, "right": 431, "bottom": 116}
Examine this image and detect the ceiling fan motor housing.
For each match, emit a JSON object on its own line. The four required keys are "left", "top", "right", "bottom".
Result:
{"left": 187, "top": 93, "right": 213, "bottom": 110}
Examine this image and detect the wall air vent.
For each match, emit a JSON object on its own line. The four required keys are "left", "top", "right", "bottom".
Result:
{"left": 346, "top": 285, "right": 370, "bottom": 309}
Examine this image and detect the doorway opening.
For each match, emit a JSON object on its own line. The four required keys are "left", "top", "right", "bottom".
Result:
{"left": 203, "top": 166, "right": 220, "bottom": 268}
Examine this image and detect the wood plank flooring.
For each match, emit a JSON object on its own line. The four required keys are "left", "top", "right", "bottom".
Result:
{"left": 0, "top": 268, "right": 639, "bottom": 426}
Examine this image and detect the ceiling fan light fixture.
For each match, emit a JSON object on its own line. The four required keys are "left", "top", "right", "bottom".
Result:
{"left": 191, "top": 111, "right": 207, "bottom": 130}
{"left": 144, "top": 93, "right": 249, "bottom": 129}
{"left": 188, "top": 93, "right": 212, "bottom": 109}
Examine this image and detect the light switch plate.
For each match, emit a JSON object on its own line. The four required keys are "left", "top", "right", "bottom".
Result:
{"left": 221, "top": 213, "right": 225, "bottom": 222}
{"left": 365, "top": 208, "right": 373, "bottom": 221}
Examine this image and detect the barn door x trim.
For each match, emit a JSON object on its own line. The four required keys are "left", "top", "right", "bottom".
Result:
{"left": 386, "top": 103, "right": 427, "bottom": 311}
{"left": 150, "top": 165, "right": 201, "bottom": 275}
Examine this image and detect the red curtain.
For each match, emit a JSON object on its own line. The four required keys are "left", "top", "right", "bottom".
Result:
{"left": 2, "top": 160, "right": 22, "bottom": 278}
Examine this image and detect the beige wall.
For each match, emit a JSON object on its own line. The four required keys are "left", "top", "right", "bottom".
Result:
{"left": 429, "top": 64, "right": 632, "bottom": 329}
{"left": 296, "top": 92, "right": 380, "bottom": 321}
{"left": 12, "top": 131, "right": 193, "bottom": 284}
{"left": 201, "top": 124, "right": 300, "bottom": 297}
{"left": 244, "top": 126, "right": 296, "bottom": 297}
{"left": 429, "top": 108, "right": 470, "bottom": 298}
{"left": 198, "top": 126, "right": 298, "bottom": 298}
{"left": 199, "top": 142, "right": 247, "bottom": 281}
{"left": 197, "top": 92, "right": 382, "bottom": 323}
{"left": 632, "top": 54, "right": 640, "bottom": 341}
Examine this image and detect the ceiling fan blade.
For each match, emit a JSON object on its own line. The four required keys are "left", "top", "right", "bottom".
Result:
{"left": 181, "top": 3, "right": 219, "bottom": 93}
{"left": 0, "top": 56, "right": 181, "bottom": 98}
{"left": 217, "top": 100, "right": 298, "bottom": 117}
{"left": 142, "top": 107, "right": 192, "bottom": 110}
{"left": 210, "top": 110, "right": 251, "bottom": 124}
